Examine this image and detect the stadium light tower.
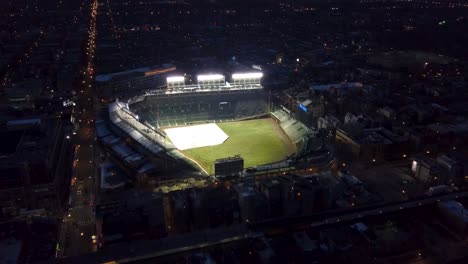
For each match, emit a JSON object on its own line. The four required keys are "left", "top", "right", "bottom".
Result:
{"left": 197, "top": 74, "right": 225, "bottom": 89}
{"left": 167, "top": 76, "right": 185, "bottom": 90}
{"left": 231, "top": 72, "right": 263, "bottom": 88}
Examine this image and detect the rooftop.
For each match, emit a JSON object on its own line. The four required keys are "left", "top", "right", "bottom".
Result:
{"left": 310, "top": 82, "right": 363, "bottom": 91}
{"left": 439, "top": 200, "right": 468, "bottom": 223}
{"left": 100, "top": 162, "right": 126, "bottom": 190}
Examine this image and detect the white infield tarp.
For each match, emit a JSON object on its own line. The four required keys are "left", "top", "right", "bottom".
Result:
{"left": 164, "top": 123, "right": 229, "bottom": 150}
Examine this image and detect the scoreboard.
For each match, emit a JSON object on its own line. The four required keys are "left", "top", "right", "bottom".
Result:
{"left": 214, "top": 155, "right": 244, "bottom": 177}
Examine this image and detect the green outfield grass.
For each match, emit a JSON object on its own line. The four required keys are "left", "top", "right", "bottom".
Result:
{"left": 183, "top": 118, "right": 294, "bottom": 174}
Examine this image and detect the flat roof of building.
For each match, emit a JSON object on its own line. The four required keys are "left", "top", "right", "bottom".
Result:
{"left": 310, "top": 82, "right": 363, "bottom": 91}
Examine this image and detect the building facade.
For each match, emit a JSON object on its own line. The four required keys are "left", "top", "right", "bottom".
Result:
{"left": 95, "top": 65, "right": 176, "bottom": 98}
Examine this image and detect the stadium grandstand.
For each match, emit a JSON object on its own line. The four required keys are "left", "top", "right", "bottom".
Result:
{"left": 130, "top": 90, "right": 268, "bottom": 128}
{"left": 101, "top": 71, "right": 322, "bottom": 177}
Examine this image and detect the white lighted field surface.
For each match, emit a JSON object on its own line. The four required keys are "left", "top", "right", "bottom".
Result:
{"left": 164, "top": 123, "right": 229, "bottom": 150}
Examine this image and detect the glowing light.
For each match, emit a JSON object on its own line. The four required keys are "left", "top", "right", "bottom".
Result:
{"left": 197, "top": 74, "right": 224, "bottom": 81}
{"left": 299, "top": 103, "right": 307, "bottom": 112}
{"left": 232, "top": 72, "right": 263, "bottom": 79}
{"left": 167, "top": 76, "right": 184, "bottom": 83}
{"left": 144, "top": 67, "right": 176, "bottom": 76}
{"left": 412, "top": 161, "right": 418, "bottom": 172}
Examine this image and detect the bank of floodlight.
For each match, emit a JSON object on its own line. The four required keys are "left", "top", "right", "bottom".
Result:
{"left": 167, "top": 76, "right": 185, "bottom": 83}
{"left": 232, "top": 72, "right": 263, "bottom": 79}
{"left": 197, "top": 74, "right": 225, "bottom": 81}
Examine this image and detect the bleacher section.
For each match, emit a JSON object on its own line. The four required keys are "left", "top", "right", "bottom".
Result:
{"left": 106, "top": 101, "right": 197, "bottom": 172}
{"left": 128, "top": 90, "right": 268, "bottom": 128}
{"left": 271, "top": 110, "right": 311, "bottom": 144}
{"left": 271, "top": 109, "right": 290, "bottom": 123}
{"left": 233, "top": 100, "right": 268, "bottom": 119}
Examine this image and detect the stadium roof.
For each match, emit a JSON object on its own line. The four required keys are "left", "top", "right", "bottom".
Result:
{"left": 112, "top": 143, "right": 134, "bottom": 158}
{"left": 108, "top": 101, "right": 164, "bottom": 154}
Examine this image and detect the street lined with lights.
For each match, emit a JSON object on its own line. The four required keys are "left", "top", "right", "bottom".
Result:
{"left": 57, "top": 0, "right": 99, "bottom": 258}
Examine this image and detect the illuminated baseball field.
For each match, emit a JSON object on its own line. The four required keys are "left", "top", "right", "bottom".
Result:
{"left": 167, "top": 118, "right": 295, "bottom": 174}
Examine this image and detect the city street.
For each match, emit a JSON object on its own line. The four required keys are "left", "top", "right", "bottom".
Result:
{"left": 56, "top": 0, "right": 99, "bottom": 258}
{"left": 60, "top": 125, "right": 97, "bottom": 257}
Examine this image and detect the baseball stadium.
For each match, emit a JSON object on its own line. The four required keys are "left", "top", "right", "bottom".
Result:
{"left": 107, "top": 72, "right": 317, "bottom": 177}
